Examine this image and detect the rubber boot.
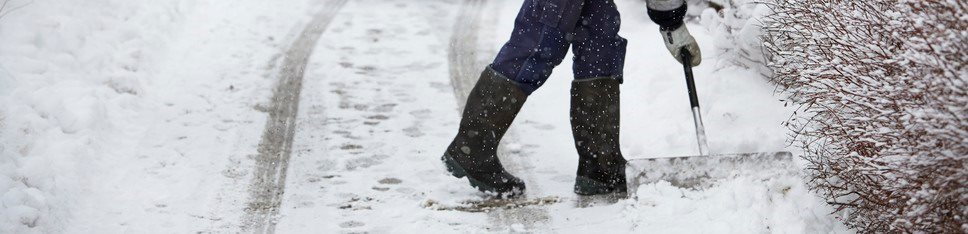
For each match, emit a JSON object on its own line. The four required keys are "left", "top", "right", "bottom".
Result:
{"left": 570, "top": 78, "right": 628, "bottom": 195}
{"left": 442, "top": 66, "right": 527, "bottom": 198}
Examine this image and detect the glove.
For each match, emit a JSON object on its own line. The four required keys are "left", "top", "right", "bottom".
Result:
{"left": 660, "top": 25, "right": 701, "bottom": 66}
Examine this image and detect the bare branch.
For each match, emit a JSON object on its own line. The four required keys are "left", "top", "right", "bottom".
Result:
{"left": 0, "top": 0, "right": 32, "bottom": 20}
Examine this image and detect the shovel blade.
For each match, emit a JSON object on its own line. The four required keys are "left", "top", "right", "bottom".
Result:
{"left": 625, "top": 152, "right": 797, "bottom": 192}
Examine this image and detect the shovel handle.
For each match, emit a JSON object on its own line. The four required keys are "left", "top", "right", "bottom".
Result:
{"left": 681, "top": 48, "right": 699, "bottom": 108}
{"left": 680, "top": 48, "right": 710, "bottom": 156}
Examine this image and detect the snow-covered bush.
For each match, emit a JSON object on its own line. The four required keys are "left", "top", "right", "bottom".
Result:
{"left": 698, "top": 0, "right": 772, "bottom": 74}
{"left": 762, "top": 0, "right": 967, "bottom": 232}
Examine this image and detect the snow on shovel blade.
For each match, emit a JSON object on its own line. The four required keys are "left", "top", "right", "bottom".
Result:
{"left": 625, "top": 152, "right": 796, "bottom": 192}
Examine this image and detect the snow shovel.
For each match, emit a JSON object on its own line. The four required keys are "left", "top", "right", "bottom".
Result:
{"left": 624, "top": 49, "right": 797, "bottom": 192}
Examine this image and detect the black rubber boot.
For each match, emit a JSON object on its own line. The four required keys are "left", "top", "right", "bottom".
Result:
{"left": 570, "top": 78, "right": 628, "bottom": 195}
{"left": 442, "top": 66, "right": 527, "bottom": 198}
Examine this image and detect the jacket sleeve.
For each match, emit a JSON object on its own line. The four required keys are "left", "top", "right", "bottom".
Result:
{"left": 646, "top": 0, "right": 687, "bottom": 31}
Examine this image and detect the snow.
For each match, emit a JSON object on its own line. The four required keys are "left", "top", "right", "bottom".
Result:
{"left": 0, "top": 0, "right": 314, "bottom": 232}
{"left": 629, "top": 177, "right": 841, "bottom": 233}
{"left": 0, "top": 0, "right": 849, "bottom": 232}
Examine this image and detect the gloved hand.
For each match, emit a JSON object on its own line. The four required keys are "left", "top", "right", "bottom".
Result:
{"left": 660, "top": 25, "right": 701, "bottom": 66}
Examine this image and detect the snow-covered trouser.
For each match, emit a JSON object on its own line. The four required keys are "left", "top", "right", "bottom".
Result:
{"left": 490, "top": 0, "right": 627, "bottom": 95}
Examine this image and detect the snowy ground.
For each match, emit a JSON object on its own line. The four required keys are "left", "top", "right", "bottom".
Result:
{"left": 0, "top": 0, "right": 850, "bottom": 233}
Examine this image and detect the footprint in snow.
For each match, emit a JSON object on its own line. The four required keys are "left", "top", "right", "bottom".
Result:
{"left": 339, "top": 221, "right": 365, "bottom": 228}
{"left": 403, "top": 126, "right": 425, "bottom": 137}
{"left": 367, "top": 114, "right": 390, "bottom": 120}
{"left": 373, "top": 103, "right": 397, "bottom": 113}
{"left": 372, "top": 187, "right": 390, "bottom": 192}
{"left": 409, "top": 109, "right": 431, "bottom": 117}
{"left": 340, "top": 144, "right": 363, "bottom": 150}
{"left": 378, "top": 177, "right": 402, "bottom": 185}
{"left": 344, "top": 155, "right": 389, "bottom": 171}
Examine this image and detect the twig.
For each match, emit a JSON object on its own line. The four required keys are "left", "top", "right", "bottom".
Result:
{"left": 0, "top": 0, "right": 32, "bottom": 20}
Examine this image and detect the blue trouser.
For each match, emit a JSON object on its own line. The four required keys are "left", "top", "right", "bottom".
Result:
{"left": 491, "top": 0, "right": 627, "bottom": 95}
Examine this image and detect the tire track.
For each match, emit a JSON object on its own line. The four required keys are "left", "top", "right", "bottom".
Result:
{"left": 242, "top": 1, "right": 347, "bottom": 233}
{"left": 448, "top": 0, "right": 552, "bottom": 231}
{"left": 448, "top": 0, "right": 487, "bottom": 110}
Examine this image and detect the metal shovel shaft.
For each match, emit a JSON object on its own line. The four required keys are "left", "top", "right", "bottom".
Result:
{"left": 681, "top": 49, "right": 710, "bottom": 156}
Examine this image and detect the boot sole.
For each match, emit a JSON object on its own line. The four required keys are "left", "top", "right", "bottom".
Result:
{"left": 441, "top": 154, "right": 468, "bottom": 178}
{"left": 441, "top": 154, "right": 523, "bottom": 197}
{"left": 574, "top": 176, "right": 626, "bottom": 196}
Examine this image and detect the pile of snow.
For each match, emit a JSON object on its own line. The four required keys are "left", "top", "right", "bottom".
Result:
{"left": 626, "top": 176, "right": 848, "bottom": 233}
{"left": 0, "top": 0, "right": 189, "bottom": 232}
{"left": 0, "top": 0, "right": 314, "bottom": 232}
{"left": 698, "top": 0, "right": 771, "bottom": 74}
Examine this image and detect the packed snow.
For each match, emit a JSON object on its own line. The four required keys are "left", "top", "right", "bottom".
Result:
{"left": 0, "top": 0, "right": 850, "bottom": 233}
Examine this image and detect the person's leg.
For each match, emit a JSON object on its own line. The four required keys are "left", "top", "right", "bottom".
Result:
{"left": 442, "top": 68, "right": 527, "bottom": 197}
{"left": 571, "top": 0, "right": 627, "bottom": 81}
{"left": 568, "top": 0, "right": 628, "bottom": 195}
{"left": 442, "top": 0, "right": 571, "bottom": 197}
{"left": 490, "top": 0, "right": 572, "bottom": 95}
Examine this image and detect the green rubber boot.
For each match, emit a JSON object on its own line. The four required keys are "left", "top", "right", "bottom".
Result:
{"left": 442, "top": 66, "right": 527, "bottom": 198}
{"left": 570, "top": 78, "right": 628, "bottom": 195}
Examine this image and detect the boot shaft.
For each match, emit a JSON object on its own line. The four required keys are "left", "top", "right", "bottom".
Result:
{"left": 570, "top": 78, "right": 624, "bottom": 163}
{"left": 442, "top": 66, "right": 529, "bottom": 197}
{"left": 447, "top": 66, "right": 528, "bottom": 173}
{"left": 570, "top": 77, "right": 627, "bottom": 194}
{"left": 458, "top": 67, "right": 528, "bottom": 143}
